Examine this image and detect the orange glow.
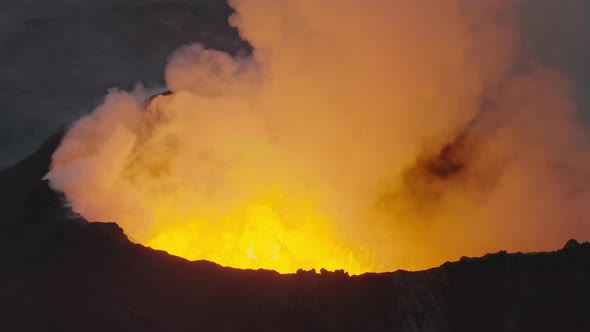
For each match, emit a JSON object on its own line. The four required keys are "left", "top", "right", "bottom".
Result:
{"left": 45, "top": 0, "right": 590, "bottom": 274}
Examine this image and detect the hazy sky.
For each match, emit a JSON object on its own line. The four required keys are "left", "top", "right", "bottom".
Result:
{"left": 0, "top": 0, "right": 589, "bottom": 170}
{"left": 0, "top": 0, "right": 245, "bottom": 169}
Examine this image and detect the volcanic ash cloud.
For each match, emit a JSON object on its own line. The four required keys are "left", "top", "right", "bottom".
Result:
{"left": 45, "top": 0, "right": 590, "bottom": 272}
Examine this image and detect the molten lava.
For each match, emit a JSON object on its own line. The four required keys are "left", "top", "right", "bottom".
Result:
{"left": 146, "top": 203, "right": 375, "bottom": 274}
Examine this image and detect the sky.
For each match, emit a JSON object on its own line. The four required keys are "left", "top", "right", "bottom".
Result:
{"left": 0, "top": 0, "right": 245, "bottom": 169}
{"left": 0, "top": 0, "right": 590, "bottom": 169}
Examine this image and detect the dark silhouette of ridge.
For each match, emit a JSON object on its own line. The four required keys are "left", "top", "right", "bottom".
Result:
{"left": 1, "top": 111, "right": 590, "bottom": 332}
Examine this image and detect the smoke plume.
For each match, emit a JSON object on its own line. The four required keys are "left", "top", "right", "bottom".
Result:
{"left": 45, "top": 0, "right": 590, "bottom": 272}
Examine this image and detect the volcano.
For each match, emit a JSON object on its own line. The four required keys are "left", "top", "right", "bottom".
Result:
{"left": 4, "top": 0, "right": 590, "bottom": 330}
{"left": 1, "top": 115, "right": 590, "bottom": 332}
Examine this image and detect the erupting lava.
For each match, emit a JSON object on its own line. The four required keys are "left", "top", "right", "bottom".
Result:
{"left": 47, "top": 90, "right": 382, "bottom": 274}
{"left": 146, "top": 202, "right": 374, "bottom": 274}
{"left": 45, "top": 0, "right": 590, "bottom": 273}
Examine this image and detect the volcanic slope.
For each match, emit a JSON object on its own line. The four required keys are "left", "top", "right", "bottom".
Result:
{"left": 0, "top": 125, "right": 589, "bottom": 332}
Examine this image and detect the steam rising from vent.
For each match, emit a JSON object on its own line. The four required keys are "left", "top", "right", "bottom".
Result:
{"left": 45, "top": 0, "right": 590, "bottom": 272}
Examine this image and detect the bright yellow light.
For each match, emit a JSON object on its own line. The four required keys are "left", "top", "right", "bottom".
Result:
{"left": 146, "top": 198, "right": 376, "bottom": 275}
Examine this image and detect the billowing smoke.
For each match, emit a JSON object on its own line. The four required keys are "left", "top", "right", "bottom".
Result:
{"left": 45, "top": 0, "right": 590, "bottom": 272}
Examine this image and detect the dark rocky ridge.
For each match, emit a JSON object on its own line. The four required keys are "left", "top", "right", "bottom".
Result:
{"left": 1, "top": 126, "right": 590, "bottom": 332}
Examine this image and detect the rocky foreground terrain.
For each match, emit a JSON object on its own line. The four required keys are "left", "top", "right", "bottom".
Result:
{"left": 2, "top": 1, "right": 590, "bottom": 331}
{"left": 1, "top": 125, "right": 589, "bottom": 332}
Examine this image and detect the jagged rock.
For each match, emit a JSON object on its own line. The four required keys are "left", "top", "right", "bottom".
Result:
{"left": 564, "top": 239, "right": 581, "bottom": 250}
